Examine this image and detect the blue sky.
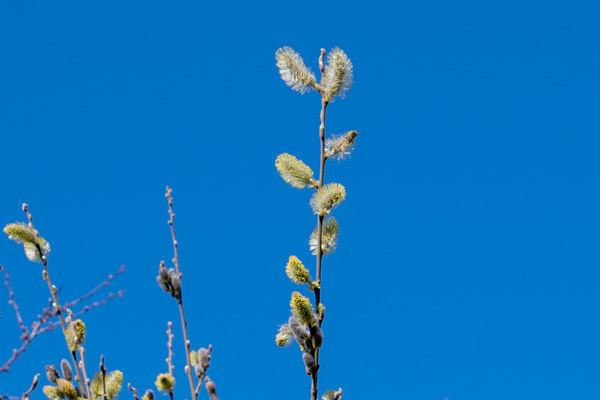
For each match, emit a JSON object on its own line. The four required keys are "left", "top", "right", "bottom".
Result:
{"left": 1, "top": 1, "right": 599, "bottom": 399}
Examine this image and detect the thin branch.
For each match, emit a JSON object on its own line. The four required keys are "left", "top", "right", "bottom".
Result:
{"left": 127, "top": 383, "right": 140, "bottom": 400}
{"left": 0, "top": 267, "right": 124, "bottom": 375}
{"left": 63, "top": 265, "right": 126, "bottom": 309}
{"left": 1, "top": 373, "right": 40, "bottom": 400}
{"left": 166, "top": 322, "right": 175, "bottom": 375}
{"left": 194, "top": 375, "right": 204, "bottom": 398}
{"left": 165, "top": 187, "right": 197, "bottom": 400}
{"left": 78, "top": 347, "right": 92, "bottom": 398}
{"left": 2, "top": 266, "right": 28, "bottom": 337}
{"left": 72, "top": 290, "right": 125, "bottom": 319}
{"left": 193, "top": 345, "right": 212, "bottom": 398}
{"left": 22, "top": 204, "right": 91, "bottom": 400}
{"left": 100, "top": 355, "right": 108, "bottom": 400}
{"left": 311, "top": 48, "right": 330, "bottom": 400}
{"left": 21, "top": 373, "right": 40, "bottom": 400}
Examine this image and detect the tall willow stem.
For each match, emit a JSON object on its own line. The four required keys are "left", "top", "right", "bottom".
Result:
{"left": 165, "top": 187, "right": 197, "bottom": 400}
{"left": 311, "top": 48, "right": 330, "bottom": 400}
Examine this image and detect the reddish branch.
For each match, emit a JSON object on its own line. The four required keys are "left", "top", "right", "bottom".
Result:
{"left": 0, "top": 265, "right": 126, "bottom": 374}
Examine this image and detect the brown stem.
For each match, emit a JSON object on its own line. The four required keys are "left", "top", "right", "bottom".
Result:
{"left": 0, "top": 288, "right": 122, "bottom": 375}
{"left": 20, "top": 373, "right": 40, "bottom": 400}
{"left": 100, "top": 355, "right": 108, "bottom": 400}
{"left": 78, "top": 348, "right": 92, "bottom": 398}
{"left": 194, "top": 371, "right": 205, "bottom": 397}
{"left": 127, "top": 383, "right": 140, "bottom": 400}
{"left": 166, "top": 321, "right": 175, "bottom": 375}
{"left": 311, "top": 51, "right": 330, "bottom": 400}
{"left": 44, "top": 257, "right": 89, "bottom": 398}
{"left": 22, "top": 204, "right": 90, "bottom": 399}
{"left": 165, "top": 187, "right": 197, "bottom": 400}
{"left": 1, "top": 264, "right": 124, "bottom": 374}
{"left": 2, "top": 266, "right": 28, "bottom": 336}
{"left": 64, "top": 265, "right": 126, "bottom": 309}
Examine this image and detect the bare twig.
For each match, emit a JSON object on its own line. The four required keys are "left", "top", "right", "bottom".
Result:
{"left": 21, "top": 373, "right": 39, "bottom": 400}
{"left": 165, "top": 187, "right": 197, "bottom": 400}
{"left": 2, "top": 266, "right": 28, "bottom": 337}
{"left": 78, "top": 348, "right": 92, "bottom": 397}
{"left": 194, "top": 376, "right": 204, "bottom": 398}
{"left": 63, "top": 265, "right": 126, "bottom": 309}
{"left": 127, "top": 383, "right": 140, "bottom": 400}
{"left": 1, "top": 266, "right": 125, "bottom": 374}
{"left": 166, "top": 322, "right": 175, "bottom": 375}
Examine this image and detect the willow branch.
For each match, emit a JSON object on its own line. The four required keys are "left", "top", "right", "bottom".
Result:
{"left": 166, "top": 322, "right": 175, "bottom": 375}
{"left": 64, "top": 265, "right": 126, "bottom": 309}
{"left": 2, "top": 266, "right": 28, "bottom": 337}
{"left": 165, "top": 187, "right": 197, "bottom": 400}
{"left": 22, "top": 204, "right": 91, "bottom": 400}
{"left": 311, "top": 48, "right": 329, "bottom": 400}
{"left": 21, "top": 373, "right": 40, "bottom": 400}
{"left": 78, "top": 347, "right": 92, "bottom": 397}
{"left": 100, "top": 355, "right": 108, "bottom": 400}
{"left": 0, "top": 268, "right": 124, "bottom": 375}
{"left": 127, "top": 383, "right": 140, "bottom": 400}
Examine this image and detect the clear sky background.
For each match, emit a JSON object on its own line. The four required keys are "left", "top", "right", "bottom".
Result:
{"left": 1, "top": 1, "right": 599, "bottom": 399}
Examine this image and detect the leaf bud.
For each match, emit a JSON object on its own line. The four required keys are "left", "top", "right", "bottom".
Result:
{"left": 60, "top": 359, "right": 72, "bottom": 381}
{"left": 310, "top": 325, "right": 324, "bottom": 349}
{"left": 142, "top": 390, "right": 155, "bottom": 400}
{"left": 288, "top": 316, "right": 310, "bottom": 344}
{"left": 197, "top": 347, "right": 211, "bottom": 371}
{"left": 45, "top": 365, "right": 59, "bottom": 383}
{"left": 168, "top": 269, "right": 181, "bottom": 293}
{"left": 302, "top": 352, "right": 315, "bottom": 369}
